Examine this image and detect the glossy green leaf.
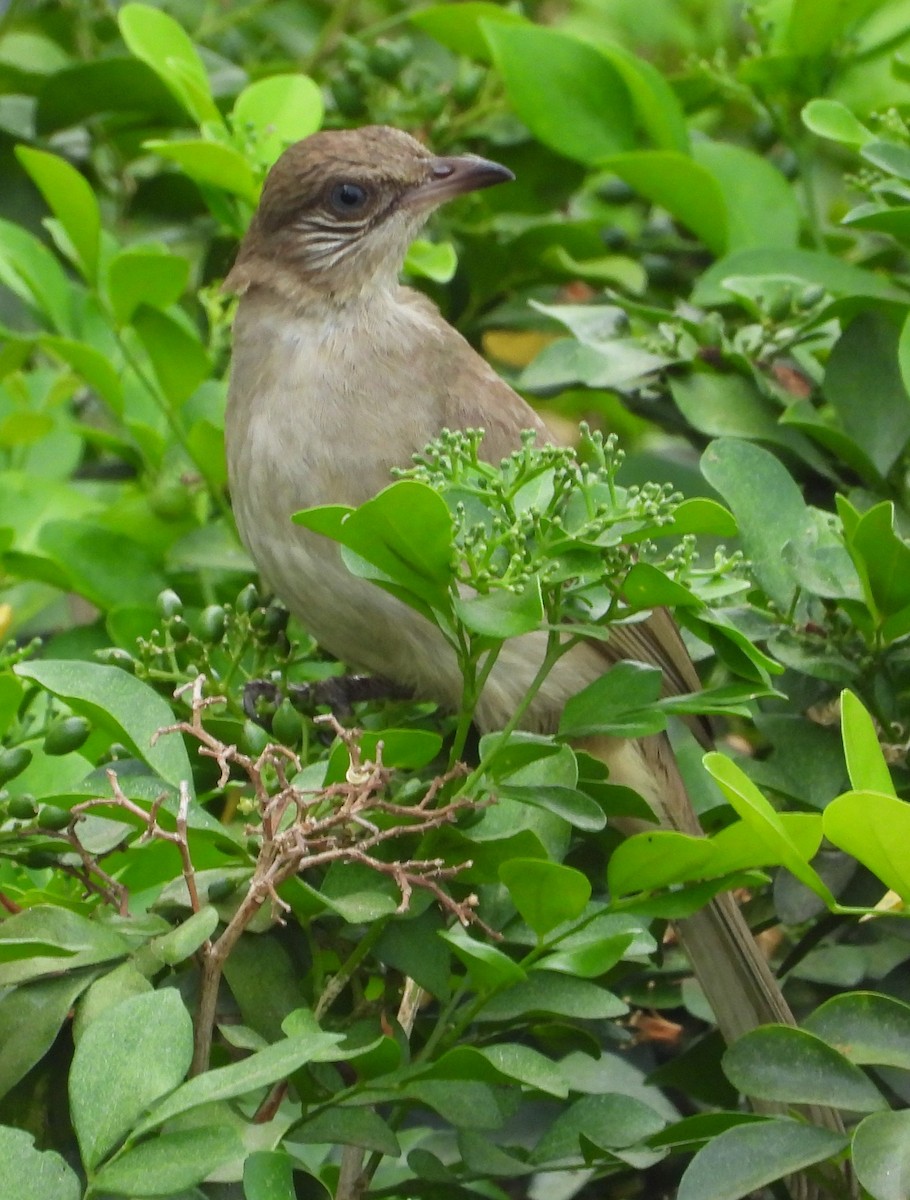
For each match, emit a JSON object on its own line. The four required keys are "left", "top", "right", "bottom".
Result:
{"left": 40, "top": 336, "right": 124, "bottom": 413}
{"left": 841, "top": 690, "right": 895, "bottom": 796}
{"left": 243, "top": 1150, "right": 299, "bottom": 1200}
{"left": 559, "top": 660, "right": 664, "bottom": 738}
{"left": 107, "top": 248, "right": 189, "bottom": 325}
{"left": 477, "top": 974, "right": 626, "bottom": 1022}
{"left": 692, "top": 246, "right": 904, "bottom": 307}
{"left": 70, "top": 989, "right": 193, "bottom": 1170}
{"left": 411, "top": 3, "right": 527, "bottom": 61}
{"left": 455, "top": 577, "right": 544, "bottom": 637}
{"left": 804, "top": 992, "right": 910, "bottom": 1070}
{"left": 786, "top": 0, "right": 877, "bottom": 55}
{"left": 119, "top": 2, "right": 220, "bottom": 125}
{"left": 802, "top": 98, "right": 873, "bottom": 147}
{"left": 532, "top": 1093, "right": 666, "bottom": 1162}
{"left": 483, "top": 23, "right": 636, "bottom": 164}
{"left": 606, "top": 150, "right": 728, "bottom": 254}
{"left": 295, "top": 481, "right": 454, "bottom": 610}
{"left": 499, "top": 858, "right": 591, "bottom": 936}
{"left": 693, "top": 141, "right": 800, "bottom": 250}
{"left": 440, "top": 925, "right": 527, "bottom": 989}
{"left": 15, "top": 147, "right": 101, "bottom": 281}
{"left": 232, "top": 74, "right": 323, "bottom": 168}
{"left": 35, "top": 56, "right": 183, "bottom": 132}
{"left": 296, "top": 1107, "right": 400, "bottom": 1155}
{"left": 91, "top": 1126, "right": 240, "bottom": 1195}
{"left": 0, "top": 973, "right": 97, "bottom": 1100}
{"left": 678, "top": 1118, "right": 847, "bottom": 1200}
{"left": 479, "top": 1043, "right": 570, "bottom": 1097}
{"left": 609, "top": 831, "right": 716, "bottom": 898}
{"left": 862, "top": 140, "right": 910, "bottom": 182}
{"left": 822, "top": 790, "right": 910, "bottom": 900}
{"left": 14, "top": 660, "right": 193, "bottom": 792}
{"left": 134, "top": 1027, "right": 345, "bottom": 1136}
{"left": 403, "top": 1079, "right": 504, "bottom": 1130}
{"left": 149, "top": 905, "right": 218, "bottom": 965}
{"left": 144, "top": 138, "right": 259, "bottom": 202}
{"left": 723, "top": 1024, "right": 886, "bottom": 1112}
{"left": 703, "top": 753, "right": 835, "bottom": 904}
{"left": 0, "top": 1127, "right": 80, "bottom": 1200}
{"left": 0, "top": 906, "right": 129, "bottom": 988}
{"left": 0, "top": 217, "right": 75, "bottom": 333}
{"left": 404, "top": 238, "right": 458, "bottom": 282}
{"left": 824, "top": 312, "right": 910, "bottom": 476}
{"left": 598, "top": 41, "right": 689, "bottom": 152}
{"left": 132, "top": 305, "right": 211, "bottom": 406}
{"left": 700, "top": 438, "right": 808, "bottom": 610}
{"left": 852, "top": 1111, "right": 910, "bottom": 1200}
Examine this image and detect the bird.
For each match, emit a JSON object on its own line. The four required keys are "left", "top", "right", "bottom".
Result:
{"left": 223, "top": 125, "right": 819, "bottom": 1060}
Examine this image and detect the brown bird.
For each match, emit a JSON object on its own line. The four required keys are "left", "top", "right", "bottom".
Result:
{"left": 223, "top": 126, "right": 804, "bottom": 1049}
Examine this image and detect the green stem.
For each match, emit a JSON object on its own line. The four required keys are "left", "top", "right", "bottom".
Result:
{"left": 314, "top": 921, "right": 386, "bottom": 1019}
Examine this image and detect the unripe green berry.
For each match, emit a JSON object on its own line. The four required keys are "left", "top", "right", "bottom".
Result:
{"left": 37, "top": 804, "right": 71, "bottom": 831}
{"left": 0, "top": 746, "right": 32, "bottom": 784}
{"left": 44, "top": 716, "right": 91, "bottom": 757}
{"left": 157, "top": 589, "right": 183, "bottom": 619}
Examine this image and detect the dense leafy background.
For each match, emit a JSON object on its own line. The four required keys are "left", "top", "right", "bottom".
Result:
{"left": 1, "top": 1, "right": 910, "bottom": 1198}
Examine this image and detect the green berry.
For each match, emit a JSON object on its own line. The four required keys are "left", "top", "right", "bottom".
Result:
{"left": 157, "top": 589, "right": 183, "bottom": 619}
{"left": 198, "top": 604, "right": 227, "bottom": 643}
{"left": 8, "top": 793, "right": 37, "bottom": 820}
{"left": 37, "top": 804, "right": 71, "bottom": 831}
{"left": 94, "top": 648, "right": 137, "bottom": 673}
{"left": 169, "top": 615, "right": 190, "bottom": 643}
{"left": 44, "top": 716, "right": 91, "bottom": 756}
{"left": 272, "top": 699, "right": 302, "bottom": 746}
{"left": 240, "top": 719, "right": 270, "bottom": 756}
{"left": 236, "top": 583, "right": 259, "bottom": 614}
{"left": 0, "top": 746, "right": 32, "bottom": 784}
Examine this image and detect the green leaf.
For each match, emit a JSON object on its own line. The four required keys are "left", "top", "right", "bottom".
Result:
{"left": 672, "top": 374, "right": 813, "bottom": 461}
{"left": 295, "top": 481, "right": 454, "bottom": 611}
{"left": 802, "top": 98, "right": 873, "bottom": 147}
{"left": 700, "top": 438, "right": 809, "bottom": 610}
{"left": 119, "top": 2, "right": 220, "bottom": 125}
{"left": 862, "top": 140, "right": 910, "bottom": 182}
{"left": 0, "top": 906, "right": 129, "bottom": 987}
{"left": 149, "top": 905, "right": 218, "bottom": 965}
{"left": 410, "top": 3, "right": 527, "bottom": 61}
{"left": 805, "top": 992, "right": 910, "bottom": 1070}
{"left": 479, "top": 1043, "right": 570, "bottom": 1097}
{"left": 144, "top": 138, "right": 259, "bottom": 202}
{"left": 296, "top": 1107, "right": 400, "bottom": 1156}
{"left": 559, "top": 660, "right": 664, "bottom": 738}
{"left": 40, "top": 336, "right": 124, "bottom": 413}
{"left": 455, "top": 578, "right": 544, "bottom": 637}
{"left": 532, "top": 1094, "right": 666, "bottom": 1162}
{"left": 483, "top": 23, "right": 636, "bottom": 164}
{"left": 477, "top": 974, "right": 626, "bottom": 1022}
{"left": 786, "top": 0, "right": 877, "bottom": 55}
{"left": 134, "top": 1027, "right": 345, "bottom": 1136}
{"left": 14, "top": 660, "right": 193, "bottom": 792}
{"left": 132, "top": 305, "right": 211, "bottom": 407}
{"left": 36, "top": 56, "right": 184, "bottom": 133}
{"left": 724, "top": 1025, "right": 886, "bottom": 1112}
{"left": 15, "top": 147, "right": 101, "bottom": 281}
{"left": 231, "top": 75, "right": 323, "bottom": 168}
{"left": 0, "top": 1127, "right": 80, "bottom": 1200}
{"left": 0, "top": 217, "right": 75, "bottom": 333}
{"left": 822, "top": 790, "right": 910, "bottom": 900}
{"left": 70, "top": 989, "right": 193, "bottom": 1170}
{"left": 608, "top": 831, "right": 717, "bottom": 898}
{"left": 844, "top": 500, "right": 910, "bottom": 631}
{"left": 852, "top": 1111, "right": 910, "bottom": 1200}
{"left": 606, "top": 151, "right": 729, "bottom": 255}
{"left": 499, "top": 859, "right": 591, "bottom": 936}
{"left": 107, "top": 248, "right": 189, "bottom": 325}
{"left": 692, "top": 142, "right": 800, "bottom": 251}
{"left": 703, "top": 752, "right": 836, "bottom": 904}
{"left": 91, "top": 1126, "right": 241, "bottom": 1195}
{"left": 404, "top": 238, "right": 458, "bottom": 283}
{"left": 692, "top": 246, "right": 904, "bottom": 308}
{"left": 243, "top": 1151, "right": 299, "bottom": 1200}
{"left": 0, "top": 973, "right": 97, "bottom": 1100}
{"left": 677, "top": 1118, "right": 847, "bottom": 1200}
{"left": 824, "top": 312, "right": 910, "bottom": 476}
{"left": 440, "top": 925, "right": 527, "bottom": 989}
{"left": 597, "top": 41, "right": 689, "bottom": 153}
{"left": 403, "top": 1079, "right": 504, "bottom": 1131}
{"left": 841, "top": 690, "right": 895, "bottom": 796}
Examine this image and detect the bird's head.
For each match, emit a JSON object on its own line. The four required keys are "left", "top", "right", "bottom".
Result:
{"left": 226, "top": 125, "right": 513, "bottom": 303}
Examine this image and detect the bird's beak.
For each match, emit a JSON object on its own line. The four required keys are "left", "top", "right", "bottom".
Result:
{"left": 405, "top": 154, "right": 515, "bottom": 212}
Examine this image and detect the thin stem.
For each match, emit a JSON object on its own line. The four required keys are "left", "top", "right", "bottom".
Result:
{"left": 315, "top": 921, "right": 386, "bottom": 1020}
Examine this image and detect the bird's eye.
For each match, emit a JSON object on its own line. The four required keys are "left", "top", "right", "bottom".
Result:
{"left": 328, "top": 182, "right": 370, "bottom": 214}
